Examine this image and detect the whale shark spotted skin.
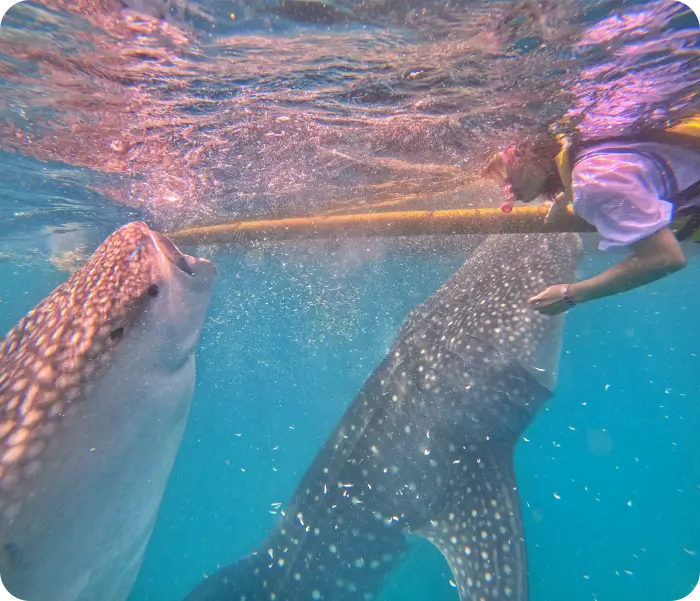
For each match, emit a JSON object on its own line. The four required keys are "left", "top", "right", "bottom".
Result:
{"left": 0, "top": 222, "right": 216, "bottom": 601}
{"left": 184, "top": 233, "right": 581, "bottom": 601}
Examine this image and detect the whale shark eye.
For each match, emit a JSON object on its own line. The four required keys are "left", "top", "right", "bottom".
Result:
{"left": 147, "top": 284, "right": 160, "bottom": 297}
{"left": 109, "top": 327, "right": 124, "bottom": 342}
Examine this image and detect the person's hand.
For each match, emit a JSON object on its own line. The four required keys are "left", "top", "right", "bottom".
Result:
{"left": 529, "top": 284, "right": 572, "bottom": 315}
{"left": 544, "top": 192, "right": 570, "bottom": 226}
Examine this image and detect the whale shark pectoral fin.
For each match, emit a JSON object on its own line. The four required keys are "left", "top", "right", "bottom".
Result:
{"left": 415, "top": 445, "right": 528, "bottom": 601}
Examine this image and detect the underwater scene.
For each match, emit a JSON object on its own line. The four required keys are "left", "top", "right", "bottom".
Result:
{"left": 0, "top": 1, "right": 699, "bottom": 601}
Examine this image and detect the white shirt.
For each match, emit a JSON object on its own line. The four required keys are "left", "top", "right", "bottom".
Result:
{"left": 571, "top": 141, "right": 700, "bottom": 251}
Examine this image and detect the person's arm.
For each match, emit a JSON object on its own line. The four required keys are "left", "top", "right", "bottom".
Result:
{"left": 529, "top": 227, "right": 687, "bottom": 315}
{"left": 570, "top": 226, "right": 686, "bottom": 302}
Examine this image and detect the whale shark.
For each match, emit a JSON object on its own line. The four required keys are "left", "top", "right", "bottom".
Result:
{"left": 184, "top": 232, "right": 581, "bottom": 601}
{"left": 0, "top": 222, "right": 216, "bottom": 601}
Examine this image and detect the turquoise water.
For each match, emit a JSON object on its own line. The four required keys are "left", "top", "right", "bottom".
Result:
{"left": 1, "top": 0, "right": 699, "bottom": 599}
{"left": 124, "top": 240, "right": 700, "bottom": 601}
{"left": 3, "top": 227, "right": 698, "bottom": 600}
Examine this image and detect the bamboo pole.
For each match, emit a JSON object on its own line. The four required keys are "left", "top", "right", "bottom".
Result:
{"left": 167, "top": 205, "right": 595, "bottom": 245}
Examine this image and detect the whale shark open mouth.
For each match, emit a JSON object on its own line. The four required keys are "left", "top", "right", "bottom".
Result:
{"left": 151, "top": 231, "right": 196, "bottom": 276}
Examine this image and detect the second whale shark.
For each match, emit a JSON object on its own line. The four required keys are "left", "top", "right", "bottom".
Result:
{"left": 185, "top": 232, "right": 581, "bottom": 601}
{"left": 0, "top": 222, "right": 216, "bottom": 601}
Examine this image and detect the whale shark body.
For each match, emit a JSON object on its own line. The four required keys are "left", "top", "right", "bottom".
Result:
{"left": 185, "top": 233, "right": 581, "bottom": 601}
{"left": 0, "top": 222, "right": 216, "bottom": 601}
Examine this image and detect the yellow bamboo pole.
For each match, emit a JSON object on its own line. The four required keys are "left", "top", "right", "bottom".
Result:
{"left": 167, "top": 205, "right": 595, "bottom": 245}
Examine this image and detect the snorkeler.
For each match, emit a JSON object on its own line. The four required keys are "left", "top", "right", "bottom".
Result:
{"left": 484, "top": 120, "right": 700, "bottom": 315}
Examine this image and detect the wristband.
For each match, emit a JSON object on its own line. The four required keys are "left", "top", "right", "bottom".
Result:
{"left": 561, "top": 284, "right": 577, "bottom": 308}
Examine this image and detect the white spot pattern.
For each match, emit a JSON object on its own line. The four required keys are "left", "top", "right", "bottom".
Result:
{"left": 188, "top": 235, "right": 580, "bottom": 601}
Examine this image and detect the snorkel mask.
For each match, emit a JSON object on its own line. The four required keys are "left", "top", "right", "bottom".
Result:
{"left": 485, "top": 135, "right": 572, "bottom": 212}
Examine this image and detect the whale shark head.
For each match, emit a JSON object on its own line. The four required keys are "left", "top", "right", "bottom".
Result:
{"left": 183, "top": 233, "right": 581, "bottom": 601}
{"left": 0, "top": 221, "right": 216, "bottom": 601}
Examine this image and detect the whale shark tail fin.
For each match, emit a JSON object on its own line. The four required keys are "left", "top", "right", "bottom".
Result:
{"left": 183, "top": 553, "right": 261, "bottom": 601}
{"left": 183, "top": 507, "right": 410, "bottom": 601}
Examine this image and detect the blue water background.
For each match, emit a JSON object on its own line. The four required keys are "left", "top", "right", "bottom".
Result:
{"left": 2, "top": 204, "right": 697, "bottom": 600}
{"left": 0, "top": 0, "right": 699, "bottom": 598}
